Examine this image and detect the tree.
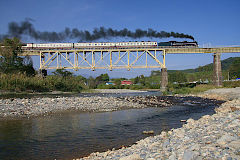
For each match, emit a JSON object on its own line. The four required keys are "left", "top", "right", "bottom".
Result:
{"left": 169, "top": 71, "right": 187, "bottom": 83}
{"left": 88, "top": 76, "right": 97, "bottom": 89}
{"left": 139, "top": 75, "right": 146, "bottom": 86}
{"left": 0, "top": 38, "right": 35, "bottom": 76}
{"left": 100, "top": 73, "right": 109, "bottom": 82}
{"left": 113, "top": 79, "right": 121, "bottom": 87}
{"left": 133, "top": 76, "right": 140, "bottom": 84}
{"left": 52, "top": 69, "right": 73, "bottom": 78}
{"left": 150, "top": 70, "right": 161, "bottom": 76}
{"left": 229, "top": 58, "right": 240, "bottom": 79}
{"left": 95, "top": 73, "right": 109, "bottom": 82}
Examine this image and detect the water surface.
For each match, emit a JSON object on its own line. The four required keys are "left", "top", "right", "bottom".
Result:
{"left": 0, "top": 103, "right": 217, "bottom": 160}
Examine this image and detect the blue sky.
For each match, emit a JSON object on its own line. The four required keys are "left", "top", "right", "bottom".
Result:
{"left": 0, "top": 0, "right": 240, "bottom": 78}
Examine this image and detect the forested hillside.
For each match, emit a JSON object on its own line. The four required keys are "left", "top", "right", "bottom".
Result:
{"left": 168, "top": 57, "right": 240, "bottom": 73}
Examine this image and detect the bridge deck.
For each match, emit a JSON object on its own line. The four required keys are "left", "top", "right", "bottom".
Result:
{"left": 21, "top": 47, "right": 240, "bottom": 56}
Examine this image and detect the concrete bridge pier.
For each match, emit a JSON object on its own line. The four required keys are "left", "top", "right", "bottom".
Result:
{"left": 213, "top": 53, "right": 222, "bottom": 87}
{"left": 39, "top": 69, "right": 47, "bottom": 77}
{"left": 161, "top": 68, "right": 168, "bottom": 91}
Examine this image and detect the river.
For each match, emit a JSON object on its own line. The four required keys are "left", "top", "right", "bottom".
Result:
{"left": 0, "top": 92, "right": 218, "bottom": 160}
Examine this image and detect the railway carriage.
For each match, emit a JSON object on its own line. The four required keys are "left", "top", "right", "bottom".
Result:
{"left": 21, "top": 41, "right": 197, "bottom": 50}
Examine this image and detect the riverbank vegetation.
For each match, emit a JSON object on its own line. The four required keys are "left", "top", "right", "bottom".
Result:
{"left": 0, "top": 73, "right": 87, "bottom": 92}
{"left": 0, "top": 38, "right": 87, "bottom": 93}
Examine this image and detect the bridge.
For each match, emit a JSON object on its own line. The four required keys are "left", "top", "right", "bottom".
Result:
{"left": 21, "top": 46, "right": 240, "bottom": 91}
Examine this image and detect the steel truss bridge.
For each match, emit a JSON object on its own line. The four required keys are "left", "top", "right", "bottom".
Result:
{"left": 22, "top": 47, "right": 240, "bottom": 71}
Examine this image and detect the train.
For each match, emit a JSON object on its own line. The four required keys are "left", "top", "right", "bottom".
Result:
{"left": 21, "top": 41, "right": 198, "bottom": 50}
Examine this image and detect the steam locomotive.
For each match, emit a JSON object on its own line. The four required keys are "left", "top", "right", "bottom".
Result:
{"left": 21, "top": 41, "right": 198, "bottom": 50}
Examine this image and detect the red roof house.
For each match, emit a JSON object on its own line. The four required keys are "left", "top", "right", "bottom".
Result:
{"left": 121, "top": 80, "right": 133, "bottom": 85}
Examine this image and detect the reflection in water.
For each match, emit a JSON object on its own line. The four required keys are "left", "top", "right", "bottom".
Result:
{"left": 0, "top": 104, "right": 216, "bottom": 160}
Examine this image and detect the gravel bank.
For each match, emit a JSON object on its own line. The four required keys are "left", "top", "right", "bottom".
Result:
{"left": 0, "top": 96, "right": 148, "bottom": 118}
{"left": 94, "top": 89, "right": 147, "bottom": 93}
{"left": 0, "top": 95, "right": 223, "bottom": 119}
{"left": 78, "top": 88, "right": 240, "bottom": 160}
{"left": 202, "top": 87, "right": 240, "bottom": 100}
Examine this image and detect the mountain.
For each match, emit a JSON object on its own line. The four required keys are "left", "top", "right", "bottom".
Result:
{"left": 168, "top": 57, "right": 240, "bottom": 73}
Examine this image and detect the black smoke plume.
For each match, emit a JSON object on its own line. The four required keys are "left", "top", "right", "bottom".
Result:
{"left": 1, "top": 20, "right": 194, "bottom": 42}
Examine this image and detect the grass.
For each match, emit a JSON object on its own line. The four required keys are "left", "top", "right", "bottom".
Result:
{"left": 166, "top": 80, "right": 240, "bottom": 95}
{"left": 167, "top": 84, "right": 220, "bottom": 95}
{"left": 0, "top": 73, "right": 87, "bottom": 93}
{"left": 223, "top": 80, "right": 240, "bottom": 88}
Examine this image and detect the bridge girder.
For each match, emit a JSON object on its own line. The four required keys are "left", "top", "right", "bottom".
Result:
{"left": 39, "top": 48, "right": 166, "bottom": 70}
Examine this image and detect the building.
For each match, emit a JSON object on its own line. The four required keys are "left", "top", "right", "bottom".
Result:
{"left": 121, "top": 80, "right": 133, "bottom": 85}
{"left": 105, "top": 82, "right": 115, "bottom": 85}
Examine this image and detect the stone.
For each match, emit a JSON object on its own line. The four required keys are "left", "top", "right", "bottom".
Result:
{"left": 228, "top": 140, "right": 240, "bottom": 150}
{"left": 119, "top": 154, "right": 143, "bottom": 160}
{"left": 187, "top": 118, "right": 195, "bottom": 124}
{"left": 182, "top": 150, "right": 199, "bottom": 160}
{"left": 202, "top": 115, "right": 211, "bottom": 120}
{"left": 103, "top": 150, "right": 110, "bottom": 158}
{"left": 189, "top": 143, "right": 200, "bottom": 151}
{"left": 161, "top": 131, "right": 167, "bottom": 137}
{"left": 168, "top": 153, "right": 177, "bottom": 160}
{"left": 143, "top": 130, "right": 154, "bottom": 134}
{"left": 163, "top": 139, "right": 170, "bottom": 148}
{"left": 175, "top": 128, "right": 185, "bottom": 138}
{"left": 217, "top": 134, "right": 237, "bottom": 146}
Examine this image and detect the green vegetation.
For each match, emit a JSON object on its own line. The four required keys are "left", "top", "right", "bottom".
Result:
{"left": 228, "top": 58, "right": 240, "bottom": 79}
{"left": 166, "top": 84, "right": 218, "bottom": 95}
{"left": 0, "top": 73, "right": 87, "bottom": 92}
{"left": 0, "top": 38, "right": 35, "bottom": 76}
{"left": 223, "top": 80, "right": 240, "bottom": 88}
{"left": 0, "top": 38, "right": 86, "bottom": 93}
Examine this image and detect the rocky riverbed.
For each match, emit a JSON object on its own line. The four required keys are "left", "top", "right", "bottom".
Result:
{"left": 77, "top": 88, "right": 240, "bottom": 160}
{"left": 0, "top": 96, "right": 144, "bottom": 118}
{"left": 94, "top": 89, "right": 147, "bottom": 93}
{"left": 0, "top": 94, "right": 223, "bottom": 119}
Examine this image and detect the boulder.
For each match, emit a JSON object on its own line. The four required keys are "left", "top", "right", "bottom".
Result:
{"left": 119, "top": 154, "right": 143, "bottom": 160}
